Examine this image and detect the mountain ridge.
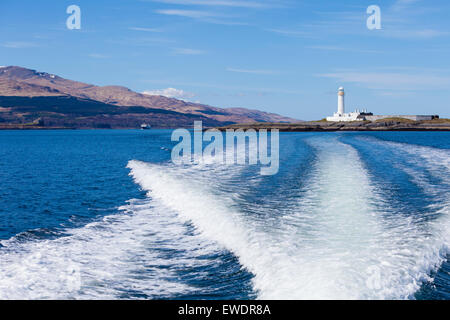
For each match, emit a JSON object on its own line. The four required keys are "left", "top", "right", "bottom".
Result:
{"left": 0, "top": 66, "right": 298, "bottom": 128}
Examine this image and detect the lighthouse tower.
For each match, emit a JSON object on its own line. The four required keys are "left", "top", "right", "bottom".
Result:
{"left": 338, "top": 86, "right": 345, "bottom": 115}
{"left": 326, "top": 86, "right": 366, "bottom": 122}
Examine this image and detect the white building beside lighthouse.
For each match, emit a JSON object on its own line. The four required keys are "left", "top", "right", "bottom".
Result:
{"left": 326, "top": 87, "right": 370, "bottom": 122}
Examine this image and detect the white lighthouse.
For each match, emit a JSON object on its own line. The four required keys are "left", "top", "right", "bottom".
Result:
{"left": 325, "top": 87, "right": 437, "bottom": 122}
{"left": 338, "top": 86, "right": 345, "bottom": 115}
{"left": 326, "top": 87, "right": 369, "bottom": 122}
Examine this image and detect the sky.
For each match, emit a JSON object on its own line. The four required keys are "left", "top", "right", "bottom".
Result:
{"left": 1, "top": 0, "right": 449, "bottom": 120}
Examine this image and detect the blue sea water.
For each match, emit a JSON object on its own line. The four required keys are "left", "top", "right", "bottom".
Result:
{"left": 0, "top": 130, "right": 448, "bottom": 300}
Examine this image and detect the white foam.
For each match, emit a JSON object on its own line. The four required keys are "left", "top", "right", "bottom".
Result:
{"left": 0, "top": 134, "right": 261, "bottom": 300}
{"left": 357, "top": 136, "right": 450, "bottom": 175}
{"left": 361, "top": 137, "right": 450, "bottom": 251}
{"left": 290, "top": 137, "right": 447, "bottom": 299}
{"left": 127, "top": 136, "right": 449, "bottom": 299}
{"left": 0, "top": 199, "right": 222, "bottom": 299}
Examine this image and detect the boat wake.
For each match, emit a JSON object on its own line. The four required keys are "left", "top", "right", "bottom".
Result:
{"left": 0, "top": 134, "right": 447, "bottom": 300}
{"left": 126, "top": 135, "right": 449, "bottom": 299}
{"left": 0, "top": 197, "right": 230, "bottom": 299}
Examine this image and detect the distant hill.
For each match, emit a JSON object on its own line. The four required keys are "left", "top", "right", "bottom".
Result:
{"left": 0, "top": 66, "right": 298, "bottom": 129}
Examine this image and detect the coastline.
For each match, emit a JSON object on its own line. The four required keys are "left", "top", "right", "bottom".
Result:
{"left": 216, "top": 120, "right": 450, "bottom": 132}
{"left": 0, "top": 125, "right": 75, "bottom": 130}
{"left": 1, "top": 119, "right": 450, "bottom": 131}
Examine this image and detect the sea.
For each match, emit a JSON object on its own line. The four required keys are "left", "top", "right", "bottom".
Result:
{"left": 0, "top": 129, "right": 448, "bottom": 300}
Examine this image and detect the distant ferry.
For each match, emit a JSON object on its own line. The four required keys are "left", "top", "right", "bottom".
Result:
{"left": 141, "top": 123, "right": 151, "bottom": 130}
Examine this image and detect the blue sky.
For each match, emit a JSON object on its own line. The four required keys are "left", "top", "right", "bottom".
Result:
{"left": 1, "top": 0, "right": 449, "bottom": 120}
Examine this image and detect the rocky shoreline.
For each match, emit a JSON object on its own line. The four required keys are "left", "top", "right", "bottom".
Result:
{"left": 0, "top": 125, "right": 73, "bottom": 130}
{"left": 216, "top": 119, "right": 450, "bottom": 132}
{"left": 2, "top": 119, "right": 449, "bottom": 131}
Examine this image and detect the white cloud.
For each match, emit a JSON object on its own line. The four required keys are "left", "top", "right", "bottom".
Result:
{"left": 151, "top": 0, "right": 269, "bottom": 8}
{"left": 317, "top": 69, "right": 450, "bottom": 90}
{"left": 266, "top": 28, "right": 312, "bottom": 37}
{"left": 172, "top": 48, "right": 206, "bottom": 55}
{"left": 142, "top": 88, "right": 196, "bottom": 100}
{"left": 2, "top": 42, "right": 37, "bottom": 48}
{"left": 391, "top": 0, "right": 421, "bottom": 11}
{"left": 305, "top": 45, "right": 382, "bottom": 54}
{"left": 88, "top": 53, "right": 109, "bottom": 59}
{"left": 129, "top": 27, "right": 162, "bottom": 32}
{"left": 155, "top": 9, "right": 218, "bottom": 19}
{"left": 153, "top": 0, "right": 268, "bottom": 24}
{"left": 381, "top": 29, "right": 450, "bottom": 39}
{"left": 227, "top": 67, "right": 278, "bottom": 75}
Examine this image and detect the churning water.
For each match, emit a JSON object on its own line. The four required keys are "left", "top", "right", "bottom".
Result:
{"left": 0, "top": 130, "right": 448, "bottom": 299}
